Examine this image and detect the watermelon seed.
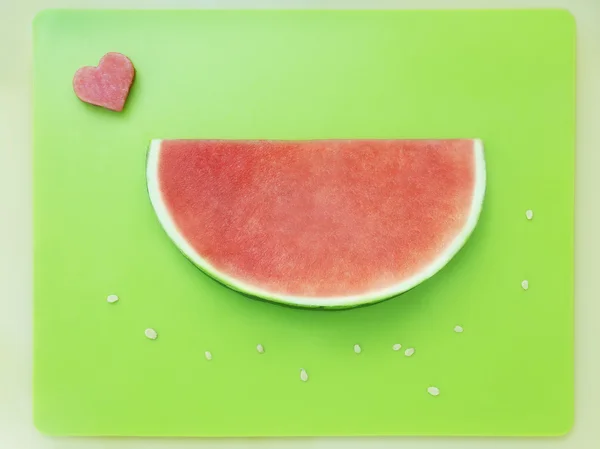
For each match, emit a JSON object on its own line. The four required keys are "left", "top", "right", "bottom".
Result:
{"left": 454, "top": 325, "right": 464, "bottom": 333}
{"left": 521, "top": 280, "right": 529, "bottom": 290}
{"left": 300, "top": 368, "right": 309, "bottom": 382}
{"left": 106, "top": 294, "right": 119, "bottom": 303}
{"left": 256, "top": 344, "right": 265, "bottom": 354}
{"left": 144, "top": 328, "right": 157, "bottom": 340}
{"left": 393, "top": 343, "right": 402, "bottom": 351}
{"left": 405, "top": 348, "right": 415, "bottom": 357}
{"left": 205, "top": 351, "right": 212, "bottom": 361}
{"left": 526, "top": 210, "right": 533, "bottom": 220}
{"left": 354, "top": 344, "right": 362, "bottom": 354}
{"left": 427, "top": 386, "right": 440, "bottom": 396}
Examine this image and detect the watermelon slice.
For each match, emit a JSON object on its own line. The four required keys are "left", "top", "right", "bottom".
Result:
{"left": 146, "top": 139, "right": 485, "bottom": 308}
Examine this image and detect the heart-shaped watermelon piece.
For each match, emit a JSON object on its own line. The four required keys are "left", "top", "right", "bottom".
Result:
{"left": 73, "top": 52, "right": 135, "bottom": 112}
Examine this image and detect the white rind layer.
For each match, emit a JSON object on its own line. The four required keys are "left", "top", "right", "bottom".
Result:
{"left": 146, "top": 139, "right": 486, "bottom": 309}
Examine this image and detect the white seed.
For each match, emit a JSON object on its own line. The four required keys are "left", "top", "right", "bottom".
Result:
{"left": 144, "top": 328, "right": 157, "bottom": 340}
{"left": 521, "top": 280, "right": 529, "bottom": 290}
{"left": 256, "top": 344, "right": 264, "bottom": 354}
{"left": 454, "top": 325, "right": 464, "bottom": 333}
{"left": 405, "top": 347, "right": 415, "bottom": 357}
{"left": 106, "top": 294, "right": 119, "bottom": 303}
{"left": 204, "top": 351, "right": 212, "bottom": 361}
{"left": 392, "top": 343, "right": 402, "bottom": 351}
{"left": 354, "top": 344, "right": 362, "bottom": 354}
{"left": 525, "top": 209, "right": 533, "bottom": 220}
{"left": 427, "top": 386, "right": 440, "bottom": 396}
{"left": 300, "top": 368, "right": 309, "bottom": 382}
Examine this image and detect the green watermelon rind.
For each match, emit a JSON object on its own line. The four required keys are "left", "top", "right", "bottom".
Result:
{"left": 146, "top": 139, "right": 486, "bottom": 309}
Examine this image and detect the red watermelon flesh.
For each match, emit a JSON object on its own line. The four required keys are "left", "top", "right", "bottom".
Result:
{"left": 73, "top": 52, "right": 135, "bottom": 112}
{"left": 147, "top": 139, "right": 485, "bottom": 308}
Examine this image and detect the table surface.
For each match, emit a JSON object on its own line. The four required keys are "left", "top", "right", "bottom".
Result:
{"left": 1, "top": 0, "right": 599, "bottom": 448}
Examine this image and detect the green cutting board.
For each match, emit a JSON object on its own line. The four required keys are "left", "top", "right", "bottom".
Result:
{"left": 33, "top": 9, "right": 575, "bottom": 437}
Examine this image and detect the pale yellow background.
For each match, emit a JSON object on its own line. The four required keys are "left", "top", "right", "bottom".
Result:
{"left": 1, "top": 0, "right": 598, "bottom": 448}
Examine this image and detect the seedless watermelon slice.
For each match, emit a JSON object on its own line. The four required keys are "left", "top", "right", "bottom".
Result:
{"left": 147, "top": 139, "right": 485, "bottom": 308}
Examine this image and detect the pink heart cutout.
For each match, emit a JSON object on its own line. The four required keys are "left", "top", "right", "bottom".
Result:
{"left": 73, "top": 52, "right": 135, "bottom": 112}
